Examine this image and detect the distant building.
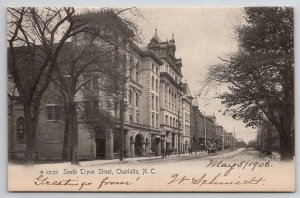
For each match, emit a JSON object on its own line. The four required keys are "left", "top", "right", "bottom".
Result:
{"left": 190, "top": 98, "right": 205, "bottom": 151}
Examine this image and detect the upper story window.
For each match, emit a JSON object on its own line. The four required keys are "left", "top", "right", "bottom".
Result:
{"left": 136, "top": 63, "right": 139, "bottom": 83}
{"left": 129, "top": 114, "right": 133, "bottom": 122}
{"left": 152, "top": 63, "right": 155, "bottom": 72}
{"left": 129, "top": 89, "right": 132, "bottom": 104}
{"left": 165, "top": 115, "right": 168, "bottom": 125}
{"left": 16, "top": 117, "right": 26, "bottom": 143}
{"left": 156, "top": 66, "right": 159, "bottom": 74}
{"left": 130, "top": 57, "right": 134, "bottom": 81}
{"left": 155, "top": 79, "right": 158, "bottom": 92}
{"left": 47, "top": 105, "right": 63, "bottom": 121}
{"left": 84, "top": 100, "right": 99, "bottom": 121}
{"left": 136, "top": 93, "right": 139, "bottom": 107}
{"left": 151, "top": 76, "right": 154, "bottom": 90}
{"left": 151, "top": 94, "right": 154, "bottom": 110}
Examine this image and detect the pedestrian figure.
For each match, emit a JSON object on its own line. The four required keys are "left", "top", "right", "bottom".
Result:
{"left": 161, "top": 148, "right": 166, "bottom": 158}
{"left": 124, "top": 149, "right": 127, "bottom": 159}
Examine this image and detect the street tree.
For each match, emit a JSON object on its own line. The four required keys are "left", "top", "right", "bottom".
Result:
{"left": 51, "top": 8, "right": 140, "bottom": 164}
{"left": 7, "top": 7, "right": 86, "bottom": 164}
{"left": 205, "top": 7, "right": 294, "bottom": 160}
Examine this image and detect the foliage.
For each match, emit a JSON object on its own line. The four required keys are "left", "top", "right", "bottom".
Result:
{"left": 206, "top": 7, "right": 293, "bottom": 128}
{"left": 205, "top": 7, "right": 294, "bottom": 160}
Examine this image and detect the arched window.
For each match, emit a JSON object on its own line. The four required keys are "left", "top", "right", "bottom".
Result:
{"left": 151, "top": 76, "right": 154, "bottom": 90}
{"left": 16, "top": 117, "right": 26, "bottom": 143}
{"left": 136, "top": 63, "right": 139, "bottom": 83}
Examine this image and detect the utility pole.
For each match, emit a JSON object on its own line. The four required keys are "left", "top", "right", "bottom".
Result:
{"left": 203, "top": 111, "right": 207, "bottom": 147}
{"left": 178, "top": 111, "right": 180, "bottom": 156}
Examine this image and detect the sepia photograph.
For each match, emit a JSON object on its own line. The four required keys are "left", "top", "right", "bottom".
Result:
{"left": 6, "top": 6, "right": 295, "bottom": 192}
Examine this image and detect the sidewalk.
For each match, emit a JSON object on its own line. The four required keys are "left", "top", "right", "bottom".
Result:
{"left": 80, "top": 149, "right": 232, "bottom": 166}
{"left": 9, "top": 149, "right": 236, "bottom": 167}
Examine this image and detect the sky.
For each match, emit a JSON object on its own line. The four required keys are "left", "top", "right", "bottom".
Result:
{"left": 135, "top": 7, "right": 257, "bottom": 143}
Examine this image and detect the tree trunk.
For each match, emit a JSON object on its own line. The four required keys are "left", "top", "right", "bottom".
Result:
{"left": 62, "top": 101, "right": 70, "bottom": 161}
{"left": 279, "top": 130, "right": 294, "bottom": 161}
{"left": 119, "top": 81, "right": 125, "bottom": 161}
{"left": 70, "top": 101, "right": 79, "bottom": 165}
{"left": 23, "top": 103, "right": 37, "bottom": 165}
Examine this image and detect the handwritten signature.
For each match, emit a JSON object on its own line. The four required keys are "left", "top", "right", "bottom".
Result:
{"left": 167, "top": 173, "right": 266, "bottom": 187}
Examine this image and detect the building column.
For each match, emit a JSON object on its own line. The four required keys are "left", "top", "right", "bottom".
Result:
{"left": 130, "top": 141, "right": 135, "bottom": 157}
{"left": 157, "top": 139, "right": 161, "bottom": 156}
{"left": 124, "top": 130, "right": 130, "bottom": 156}
{"left": 142, "top": 143, "right": 146, "bottom": 157}
{"left": 105, "top": 129, "right": 114, "bottom": 160}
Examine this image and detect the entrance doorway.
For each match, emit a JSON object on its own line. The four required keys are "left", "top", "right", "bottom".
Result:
{"left": 135, "top": 134, "right": 144, "bottom": 157}
{"left": 95, "top": 138, "right": 106, "bottom": 159}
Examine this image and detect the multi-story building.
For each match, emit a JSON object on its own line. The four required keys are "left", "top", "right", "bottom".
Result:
{"left": 205, "top": 116, "right": 216, "bottom": 145}
{"left": 147, "top": 30, "right": 184, "bottom": 154}
{"left": 9, "top": 11, "right": 236, "bottom": 161}
{"left": 215, "top": 125, "right": 223, "bottom": 150}
{"left": 190, "top": 98, "right": 205, "bottom": 151}
{"left": 181, "top": 83, "right": 193, "bottom": 153}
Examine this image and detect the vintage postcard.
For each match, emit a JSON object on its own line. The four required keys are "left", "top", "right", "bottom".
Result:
{"left": 7, "top": 7, "right": 295, "bottom": 192}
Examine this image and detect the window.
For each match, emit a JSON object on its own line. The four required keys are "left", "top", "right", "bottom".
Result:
{"left": 156, "top": 66, "right": 159, "bottom": 74}
{"left": 136, "top": 93, "right": 139, "bottom": 106}
{"left": 151, "top": 94, "right": 154, "bottom": 110}
{"left": 156, "top": 97, "right": 159, "bottom": 111}
{"left": 165, "top": 84, "right": 168, "bottom": 93}
{"left": 136, "top": 63, "right": 139, "bottom": 83}
{"left": 170, "top": 117, "right": 172, "bottom": 126}
{"left": 130, "top": 57, "right": 134, "bottom": 81}
{"left": 84, "top": 100, "right": 99, "bottom": 121}
{"left": 129, "top": 114, "right": 133, "bottom": 122}
{"left": 136, "top": 113, "right": 139, "bottom": 123}
{"left": 165, "top": 115, "right": 168, "bottom": 125}
{"left": 152, "top": 113, "right": 155, "bottom": 127}
{"left": 129, "top": 90, "right": 132, "bottom": 104}
{"left": 151, "top": 76, "right": 154, "bottom": 90}
{"left": 156, "top": 114, "right": 159, "bottom": 128}
{"left": 152, "top": 64, "right": 154, "bottom": 72}
{"left": 16, "top": 117, "right": 26, "bottom": 143}
{"left": 155, "top": 79, "right": 158, "bottom": 91}
{"left": 47, "top": 105, "right": 62, "bottom": 121}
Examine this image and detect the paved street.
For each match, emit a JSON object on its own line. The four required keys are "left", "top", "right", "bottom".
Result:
{"left": 80, "top": 148, "right": 275, "bottom": 168}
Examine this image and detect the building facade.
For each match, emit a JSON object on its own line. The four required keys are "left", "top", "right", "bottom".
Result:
{"left": 148, "top": 31, "right": 184, "bottom": 155}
